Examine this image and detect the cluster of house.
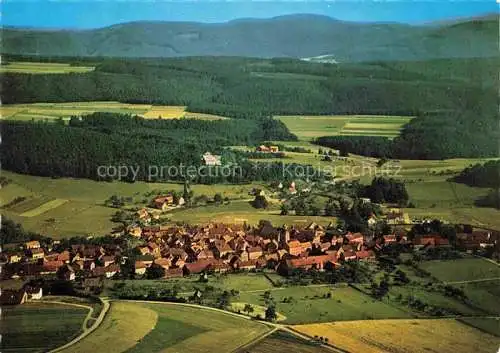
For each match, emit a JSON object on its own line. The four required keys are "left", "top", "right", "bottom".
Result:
{"left": 1, "top": 240, "right": 122, "bottom": 283}
{"left": 127, "top": 222, "right": 379, "bottom": 278}
{"left": 2, "top": 222, "right": 497, "bottom": 305}
{"left": 133, "top": 194, "right": 187, "bottom": 224}
{"left": 129, "top": 221, "right": 499, "bottom": 277}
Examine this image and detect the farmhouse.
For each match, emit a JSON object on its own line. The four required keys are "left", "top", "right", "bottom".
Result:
{"left": 137, "top": 208, "right": 151, "bottom": 222}
{"left": 58, "top": 264, "right": 76, "bottom": 281}
{"left": 30, "top": 248, "right": 45, "bottom": 260}
{"left": 25, "top": 286, "right": 43, "bottom": 300}
{"left": 247, "top": 246, "right": 263, "bottom": 260}
{"left": 154, "top": 257, "right": 172, "bottom": 270}
{"left": 6, "top": 253, "right": 22, "bottom": 263}
{"left": 128, "top": 226, "right": 142, "bottom": 238}
{"left": 183, "top": 259, "right": 214, "bottom": 275}
{"left": 153, "top": 195, "right": 174, "bottom": 211}
{"left": 278, "top": 254, "right": 339, "bottom": 274}
{"left": 256, "top": 145, "right": 279, "bottom": 153}
{"left": 164, "top": 267, "right": 184, "bottom": 279}
{"left": 25, "top": 240, "right": 41, "bottom": 250}
{"left": 413, "top": 235, "right": 450, "bottom": 249}
{"left": 134, "top": 261, "right": 148, "bottom": 275}
{"left": 92, "top": 264, "right": 120, "bottom": 278}
{"left": 201, "top": 152, "right": 222, "bottom": 166}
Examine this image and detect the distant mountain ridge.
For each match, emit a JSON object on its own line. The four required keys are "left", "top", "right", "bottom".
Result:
{"left": 2, "top": 13, "right": 498, "bottom": 61}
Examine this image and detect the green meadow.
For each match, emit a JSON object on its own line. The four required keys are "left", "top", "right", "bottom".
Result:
{"left": 238, "top": 286, "right": 410, "bottom": 324}
{"left": 1, "top": 303, "right": 88, "bottom": 353}
{"left": 0, "top": 171, "right": 267, "bottom": 238}
{"left": 276, "top": 115, "right": 413, "bottom": 140}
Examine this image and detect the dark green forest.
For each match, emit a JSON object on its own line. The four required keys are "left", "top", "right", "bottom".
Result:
{"left": 451, "top": 160, "right": 500, "bottom": 188}
{"left": 2, "top": 55, "right": 498, "bottom": 172}
{"left": 1, "top": 113, "right": 319, "bottom": 183}
{"left": 3, "top": 55, "right": 497, "bottom": 117}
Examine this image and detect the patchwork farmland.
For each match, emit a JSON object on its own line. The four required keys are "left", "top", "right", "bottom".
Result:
{"left": 276, "top": 115, "right": 413, "bottom": 140}
{"left": 59, "top": 301, "right": 270, "bottom": 353}
{"left": 0, "top": 102, "right": 228, "bottom": 121}
{"left": 0, "top": 61, "right": 95, "bottom": 74}
{"left": 293, "top": 319, "right": 500, "bottom": 353}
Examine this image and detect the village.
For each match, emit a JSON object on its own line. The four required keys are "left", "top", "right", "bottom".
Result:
{"left": 1, "top": 211, "right": 498, "bottom": 306}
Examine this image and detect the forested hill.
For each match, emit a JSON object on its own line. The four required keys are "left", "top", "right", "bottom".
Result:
{"left": 451, "top": 161, "right": 500, "bottom": 188}
{"left": 3, "top": 56, "right": 497, "bottom": 118}
{"left": 1, "top": 113, "right": 297, "bottom": 182}
{"left": 2, "top": 14, "right": 498, "bottom": 61}
{"left": 2, "top": 55, "right": 498, "bottom": 160}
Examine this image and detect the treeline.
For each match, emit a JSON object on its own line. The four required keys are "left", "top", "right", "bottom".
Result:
{"left": 451, "top": 160, "right": 500, "bottom": 188}
{"left": 1, "top": 113, "right": 328, "bottom": 183}
{"left": 314, "top": 136, "right": 392, "bottom": 158}
{"left": 451, "top": 160, "right": 500, "bottom": 210}
{"left": 314, "top": 108, "right": 499, "bottom": 160}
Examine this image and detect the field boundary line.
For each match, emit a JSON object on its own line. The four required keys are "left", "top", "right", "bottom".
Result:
{"left": 48, "top": 298, "right": 110, "bottom": 353}
{"left": 444, "top": 277, "right": 500, "bottom": 285}
{"left": 231, "top": 327, "right": 279, "bottom": 352}
{"left": 284, "top": 326, "right": 348, "bottom": 353}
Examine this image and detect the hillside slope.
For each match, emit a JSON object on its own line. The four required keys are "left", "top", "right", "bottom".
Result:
{"left": 2, "top": 14, "right": 498, "bottom": 61}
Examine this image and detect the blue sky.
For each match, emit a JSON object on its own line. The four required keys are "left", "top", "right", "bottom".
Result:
{"left": 2, "top": 1, "right": 497, "bottom": 29}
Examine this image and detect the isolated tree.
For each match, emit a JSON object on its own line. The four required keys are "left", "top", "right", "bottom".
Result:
{"left": 243, "top": 304, "right": 254, "bottom": 315}
{"left": 145, "top": 264, "right": 165, "bottom": 279}
{"left": 213, "top": 193, "right": 223, "bottom": 205}
{"left": 265, "top": 305, "right": 277, "bottom": 322}
{"left": 263, "top": 291, "right": 272, "bottom": 301}
{"left": 280, "top": 203, "right": 290, "bottom": 215}
{"left": 217, "top": 290, "right": 232, "bottom": 309}
{"left": 252, "top": 195, "right": 268, "bottom": 209}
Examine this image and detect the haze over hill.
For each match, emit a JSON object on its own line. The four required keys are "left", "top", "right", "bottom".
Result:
{"left": 2, "top": 14, "right": 498, "bottom": 61}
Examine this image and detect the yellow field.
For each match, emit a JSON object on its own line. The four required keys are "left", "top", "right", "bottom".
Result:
{"left": 0, "top": 61, "right": 95, "bottom": 74}
{"left": 19, "top": 199, "right": 69, "bottom": 217}
{"left": 1, "top": 102, "right": 228, "bottom": 121}
{"left": 59, "top": 302, "right": 158, "bottom": 353}
{"left": 141, "top": 106, "right": 187, "bottom": 119}
{"left": 293, "top": 319, "right": 499, "bottom": 353}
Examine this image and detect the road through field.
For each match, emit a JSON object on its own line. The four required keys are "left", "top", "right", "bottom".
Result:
{"left": 118, "top": 299, "right": 348, "bottom": 353}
